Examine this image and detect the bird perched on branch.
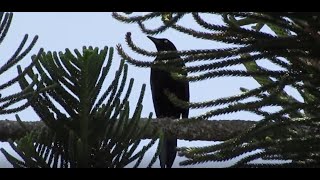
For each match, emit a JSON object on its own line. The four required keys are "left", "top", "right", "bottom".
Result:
{"left": 147, "top": 36, "right": 190, "bottom": 168}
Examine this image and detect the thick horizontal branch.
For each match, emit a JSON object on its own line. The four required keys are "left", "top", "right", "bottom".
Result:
{"left": 0, "top": 118, "right": 256, "bottom": 142}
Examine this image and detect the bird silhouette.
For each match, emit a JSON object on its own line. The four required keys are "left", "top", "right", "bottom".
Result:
{"left": 147, "top": 36, "right": 189, "bottom": 168}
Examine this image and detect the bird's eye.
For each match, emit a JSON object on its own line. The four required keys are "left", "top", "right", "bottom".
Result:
{"left": 164, "top": 40, "right": 168, "bottom": 43}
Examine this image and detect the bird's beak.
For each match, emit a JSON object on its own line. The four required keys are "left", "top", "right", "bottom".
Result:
{"left": 147, "top": 36, "right": 160, "bottom": 44}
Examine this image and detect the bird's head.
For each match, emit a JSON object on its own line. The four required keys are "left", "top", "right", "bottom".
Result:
{"left": 147, "top": 36, "right": 177, "bottom": 52}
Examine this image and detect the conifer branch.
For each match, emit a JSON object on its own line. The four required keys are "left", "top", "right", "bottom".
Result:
{"left": 0, "top": 118, "right": 256, "bottom": 142}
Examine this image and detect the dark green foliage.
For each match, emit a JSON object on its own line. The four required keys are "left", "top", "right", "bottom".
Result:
{"left": 113, "top": 12, "right": 320, "bottom": 167}
{"left": 0, "top": 12, "right": 42, "bottom": 114}
{"left": 1, "top": 46, "right": 158, "bottom": 168}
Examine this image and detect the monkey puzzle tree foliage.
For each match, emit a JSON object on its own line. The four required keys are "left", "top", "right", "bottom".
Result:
{"left": 113, "top": 12, "right": 320, "bottom": 167}
{"left": 0, "top": 12, "right": 43, "bottom": 115}
{"left": 0, "top": 12, "right": 158, "bottom": 168}
{"left": 1, "top": 46, "right": 159, "bottom": 168}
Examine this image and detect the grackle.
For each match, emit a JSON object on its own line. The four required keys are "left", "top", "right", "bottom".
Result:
{"left": 147, "top": 36, "right": 189, "bottom": 168}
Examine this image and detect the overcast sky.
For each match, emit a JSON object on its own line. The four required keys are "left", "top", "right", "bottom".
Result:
{"left": 0, "top": 12, "right": 286, "bottom": 168}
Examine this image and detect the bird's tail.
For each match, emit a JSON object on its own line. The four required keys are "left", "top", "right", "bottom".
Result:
{"left": 159, "top": 135, "right": 177, "bottom": 168}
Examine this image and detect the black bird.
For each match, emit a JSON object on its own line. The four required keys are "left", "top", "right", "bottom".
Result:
{"left": 147, "top": 36, "right": 189, "bottom": 168}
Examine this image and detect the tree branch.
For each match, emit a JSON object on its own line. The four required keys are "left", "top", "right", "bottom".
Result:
{"left": 0, "top": 118, "right": 256, "bottom": 142}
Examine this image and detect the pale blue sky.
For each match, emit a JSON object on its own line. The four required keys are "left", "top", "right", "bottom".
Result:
{"left": 0, "top": 12, "right": 291, "bottom": 168}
